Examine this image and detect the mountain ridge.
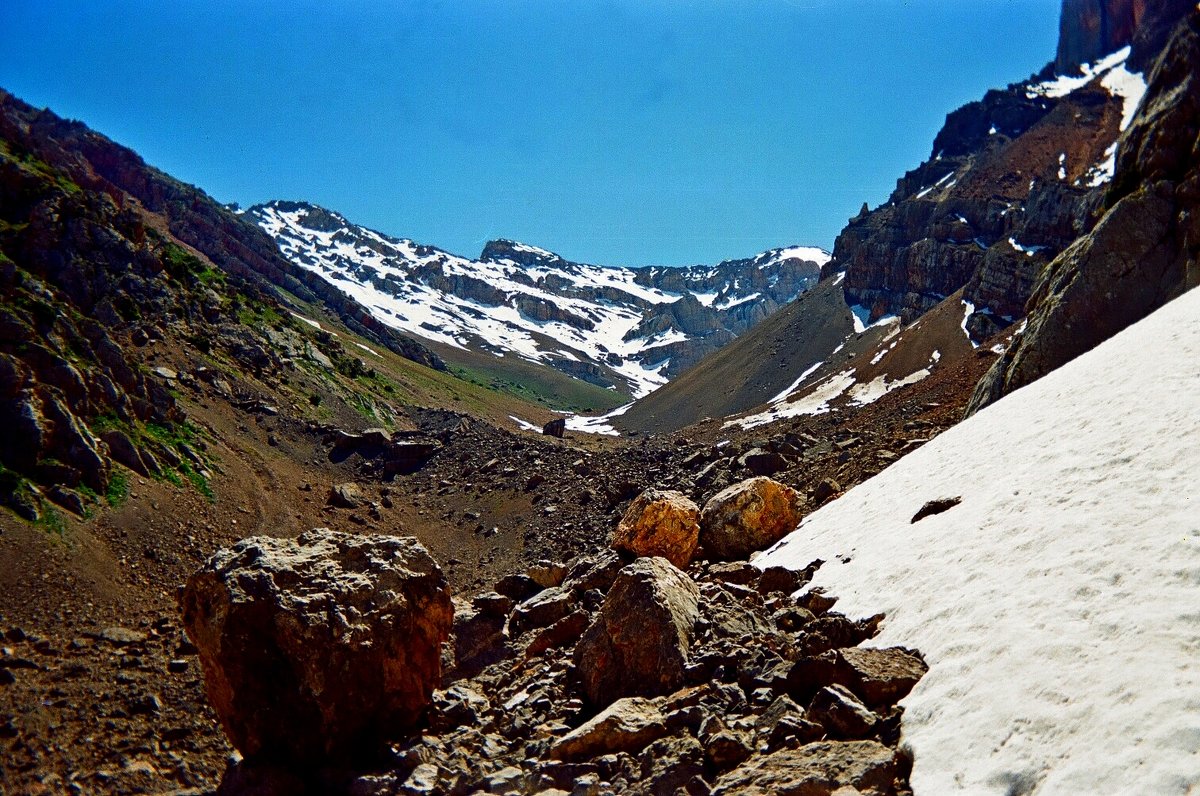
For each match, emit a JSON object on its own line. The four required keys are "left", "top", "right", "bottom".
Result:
{"left": 247, "top": 199, "right": 829, "bottom": 399}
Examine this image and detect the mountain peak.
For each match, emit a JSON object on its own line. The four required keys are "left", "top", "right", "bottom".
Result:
{"left": 479, "top": 239, "right": 567, "bottom": 268}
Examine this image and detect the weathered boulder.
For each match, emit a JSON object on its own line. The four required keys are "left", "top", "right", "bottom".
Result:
{"left": 508, "top": 586, "right": 574, "bottom": 638}
{"left": 700, "top": 477, "right": 804, "bottom": 560}
{"left": 610, "top": 488, "right": 700, "bottom": 568}
{"left": 328, "top": 482, "right": 366, "bottom": 509}
{"left": 712, "top": 740, "right": 897, "bottom": 796}
{"left": 550, "top": 697, "right": 668, "bottom": 761}
{"left": 179, "top": 528, "right": 452, "bottom": 764}
{"left": 836, "top": 647, "right": 928, "bottom": 708}
{"left": 542, "top": 418, "right": 566, "bottom": 438}
{"left": 575, "top": 558, "right": 700, "bottom": 706}
{"left": 808, "top": 684, "right": 878, "bottom": 740}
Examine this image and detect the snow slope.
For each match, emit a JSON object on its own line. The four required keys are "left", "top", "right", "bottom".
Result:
{"left": 246, "top": 201, "right": 826, "bottom": 398}
{"left": 759, "top": 286, "right": 1200, "bottom": 793}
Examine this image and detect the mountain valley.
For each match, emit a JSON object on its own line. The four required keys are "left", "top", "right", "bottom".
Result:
{"left": 0, "top": 2, "right": 1198, "bottom": 795}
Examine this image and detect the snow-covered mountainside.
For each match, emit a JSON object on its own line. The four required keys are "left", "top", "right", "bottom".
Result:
{"left": 760, "top": 286, "right": 1200, "bottom": 793}
{"left": 246, "top": 201, "right": 827, "bottom": 398}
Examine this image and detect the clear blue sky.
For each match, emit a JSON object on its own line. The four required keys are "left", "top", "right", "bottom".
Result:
{"left": 1, "top": 1, "right": 1060, "bottom": 266}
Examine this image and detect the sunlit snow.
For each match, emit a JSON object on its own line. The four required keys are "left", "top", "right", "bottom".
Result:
{"left": 760, "top": 286, "right": 1200, "bottom": 794}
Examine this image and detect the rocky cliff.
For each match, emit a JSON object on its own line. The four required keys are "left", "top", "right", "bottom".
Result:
{"left": 968, "top": 7, "right": 1200, "bottom": 414}
{"left": 825, "top": 0, "right": 1193, "bottom": 346}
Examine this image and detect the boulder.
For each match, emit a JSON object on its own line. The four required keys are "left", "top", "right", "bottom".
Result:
{"left": 328, "top": 482, "right": 366, "bottom": 509}
{"left": 808, "top": 684, "right": 878, "bottom": 740}
{"left": 549, "top": 697, "right": 668, "bottom": 761}
{"left": 575, "top": 558, "right": 700, "bottom": 706}
{"left": 508, "top": 586, "right": 574, "bottom": 638}
{"left": 835, "top": 647, "right": 928, "bottom": 708}
{"left": 610, "top": 488, "right": 700, "bottom": 568}
{"left": 712, "top": 741, "right": 897, "bottom": 796}
{"left": 179, "top": 528, "right": 452, "bottom": 764}
{"left": 700, "top": 477, "right": 804, "bottom": 560}
{"left": 542, "top": 418, "right": 566, "bottom": 438}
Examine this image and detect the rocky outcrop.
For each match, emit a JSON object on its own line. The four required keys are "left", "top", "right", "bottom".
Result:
{"left": 826, "top": 1, "right": 1194, "bottom": 342}
{"left": 968, "top": 8, "right": 1200, "bottom": 414}
{"left": 179, "top": 529, "right": 452, "bottom": 765}
{"left": 575, "top": 557, "right": 700, "bottom": 706}
{"left": 700, "top": 477, "right": 805, "bottom": 560}
{"left": 610, "top": 488, "right": 700, "bottom": 568}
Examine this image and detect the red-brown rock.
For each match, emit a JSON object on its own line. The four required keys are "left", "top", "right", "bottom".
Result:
{"left": 179, "top": 528, "right": 452, "bottom": 765}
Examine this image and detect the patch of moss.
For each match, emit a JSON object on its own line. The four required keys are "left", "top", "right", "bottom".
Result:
{"left": 105, "top": 471, "right": 129, "bottom": 508}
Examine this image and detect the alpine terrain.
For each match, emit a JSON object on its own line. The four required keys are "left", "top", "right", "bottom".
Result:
{"left": 0, "top": 2, "right": 1197, "bottom": 795}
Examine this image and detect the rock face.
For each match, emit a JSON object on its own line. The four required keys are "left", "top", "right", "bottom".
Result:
{"left": 700, "top": 477, "right": 805, "bottom": 560}
{"left": 575, "top": 557, "right": 700, "bottom": 706}
{"left": 610, "top": 488, "right": 701, "bottom": 568}
{"left": 179, "top": 528, "right": 452, "bottom": 765}
{"left": 968, "top": 8, "right": 1200, "bottom": 415}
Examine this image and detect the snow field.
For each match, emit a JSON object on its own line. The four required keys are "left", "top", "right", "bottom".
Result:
{"left": 758, "top": 287, "right": 1200, "bottom": 793}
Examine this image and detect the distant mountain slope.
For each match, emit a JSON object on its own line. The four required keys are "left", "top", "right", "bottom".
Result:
{"left": 247, "top": 200, "right": 828, "bottom": 398}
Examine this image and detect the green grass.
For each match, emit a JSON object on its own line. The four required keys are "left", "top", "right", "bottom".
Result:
{"left": 36, "top": 507, "right": 67, "bottom": 541}
{"left": 162, "top": 242, "right": 226, "bottom": 287}
{"left": 105, "top": 471, "right": 130, "bottom": 508}
{"left": 178, "top": 462, "right": 214, "bottom": 502}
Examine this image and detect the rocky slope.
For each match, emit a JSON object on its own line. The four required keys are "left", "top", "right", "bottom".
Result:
{"left": 247, "top": 200, "right": 828, "bottom": 398}
{"left": 0, "top": 91, "right": 442, "bottom": 373}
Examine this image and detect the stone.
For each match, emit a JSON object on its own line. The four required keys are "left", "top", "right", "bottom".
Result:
{"left": 811, "top": 477, "right": 841, "bottom": 507}
{"left": 575, "top": 558, "right": 700, "bottom": 706}
{"left": 528, "top": 560, "right": 568, "bottom": 589}
{"left": 542, "top": 418, "right": 566, "bottom": 438}
{"left": 757, "top": 565, "right": 806, "bottom": 595}
{"left": 328, "top": 482, "right": 366, "bottom": 509}
{"left": 738, "top": 448, "right": 789, "bottom": 476}
{"left": 700, "top": 477, "right": 805, "bottom": 561}
{"left": 835, "top": 647, "right": 928, "bottom": 708}
{"left": 525, "top": 610, "right": 590, "bottom": 659}
{"left": 509, "top": 586, "right": 575, "bottom": 638}
{"left": 757, "top": 694, "right": 824, "bottom": 749}
{"left": 550, "top": 697, "right": 668, "bottom": 761}
{"left": 712, "top": 741, "right": 897, "bottom": 796}
{"left": 808, "top": 684, "right": 878, "bottom": 740}
{"left": 179, "top": 528, "right": 452, "bottom": 764}
{"left": 610, "top": 488, "right": 700, "bottom": 568}
{"left": 910, "top": 496, "right": 961, "bottom": 523}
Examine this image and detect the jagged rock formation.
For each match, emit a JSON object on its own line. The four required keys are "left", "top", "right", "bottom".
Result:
{"left": 969, "top": 7, "right": 1200, "bottom": 414}
{"left": 825, "top": 0, "right": 1193, "bottom": 346}
{"left": 248, "top": 201, "right": 828, "bottom": 397}
{"left": 179, "top": 529, "right": 452, "bottom": 765}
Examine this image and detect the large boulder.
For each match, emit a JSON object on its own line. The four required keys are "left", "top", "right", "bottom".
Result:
{"left": 549, "top": 696, "right": 668, "bottom": 761}
{"left": 179, "top": 528, "right": 452, "bottom": 765}
{"left": 574, "top": 557, "right": 700, "bottom": 707}
{"left": 700, "top": 477, "right": 804, "bottom": 560}
{"left": 610, "top": 488, "right": 700, "bottom": 568}
{"left": 712, "top": 741, "right": 897, "bottom": 796}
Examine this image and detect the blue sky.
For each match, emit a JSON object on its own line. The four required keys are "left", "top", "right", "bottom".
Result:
{"left": 1, "top": 1, "right": 1060, "bottom": 266}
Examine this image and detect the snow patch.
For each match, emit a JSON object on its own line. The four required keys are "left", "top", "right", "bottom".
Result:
{"left": 760, "top": 285, "right": 1200, "bottom": 794}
